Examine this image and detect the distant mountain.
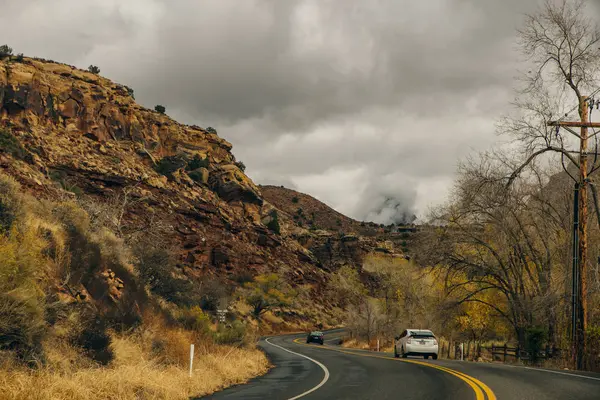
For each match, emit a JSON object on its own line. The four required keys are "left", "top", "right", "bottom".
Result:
{"left": 259, "top": 185, "right": 382, "bottom": 235}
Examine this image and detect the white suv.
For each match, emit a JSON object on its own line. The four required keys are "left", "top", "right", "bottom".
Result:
{"left": 394, "top": 329, "right": 439, "bottom": 360}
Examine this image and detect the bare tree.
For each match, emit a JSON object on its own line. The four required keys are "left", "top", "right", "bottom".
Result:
{"left": 346, "top": 297, "right": 383, "bottom": 343}
{"left": 499, "top": 0, "right": 600, "bottom": 367}
{"left": 506, "top": 0, "right": 600, "bottom": 183}
{"left": 418, "top": 158, "right": 569, "bottom": 348}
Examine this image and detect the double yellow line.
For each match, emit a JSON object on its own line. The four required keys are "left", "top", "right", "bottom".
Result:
{"left": 292, "top": 338, "right": 496, "bottom": 400}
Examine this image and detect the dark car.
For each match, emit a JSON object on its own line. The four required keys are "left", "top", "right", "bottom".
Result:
{"left": 306, "top": 331, "right": 324, "bottom": 345}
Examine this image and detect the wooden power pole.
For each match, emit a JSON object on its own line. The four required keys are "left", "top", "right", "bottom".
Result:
{"left": 549, "top": 96, "right": 600, "bottom": 369}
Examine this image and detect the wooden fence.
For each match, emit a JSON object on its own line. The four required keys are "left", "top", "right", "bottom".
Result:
{"left": 439, "top": 340, "right": 562, "bottom": 362}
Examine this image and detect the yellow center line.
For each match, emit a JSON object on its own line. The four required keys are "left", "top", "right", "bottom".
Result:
{"left": 291, "top": 338, "right": 496, "bottom": 400}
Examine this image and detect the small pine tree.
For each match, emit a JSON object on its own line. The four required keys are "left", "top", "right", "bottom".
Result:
{"left": 206, "top": 127, "right": 217, "bottom": 134}
{"left": 235, "top": 161, "right": 246, "bottom": 172}
{"left": 155, "top": 105, "right": 166, "bottom": 114}
{"left": 0, "top": 45, "right": 13, "bottom": 59}
{"left": 88, "top": 65, "right": 100, "bottom": 74}
{"left": 125, "top": 86, "right": 135, "bottom": 99}
{"left": 266, "top": 211, "right": 281, "bottom": 235}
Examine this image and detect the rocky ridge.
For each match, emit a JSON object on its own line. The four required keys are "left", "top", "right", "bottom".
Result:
{"left": 0, "top": 56, "right": 403, "bottom": 325}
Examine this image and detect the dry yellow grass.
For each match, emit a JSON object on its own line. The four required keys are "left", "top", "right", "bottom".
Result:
{"left": 0, "top": 330, "right": 269, "bottom": 400}
{"left": 341, "top": 338, "right": 394, "bottom": 353}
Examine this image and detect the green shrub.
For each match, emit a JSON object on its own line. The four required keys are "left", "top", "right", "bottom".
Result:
{"left": 155, "top": 105, "right": 166, "bottom": 114}
{"left": 48, "top": 170, "right": 83, "bottom": 196}
{"left": 525, "top": 326, "right": 547, "bottom": 363}
{"left": 0, "top": 44, "right": 13, "bottom": 59}
{"left": 124, "top": 86, "right": 135, "bottom": 99}
{"left": 154, "top": 155, "right": 187, "bottom": 177}
{"left": 0, "top": 129, "right": 29, "bottom": 161}
{"left": 87, "top": 65, "right": 100, "bottom": 74}
{"left": 266, "top": 211, "right": 280, "bottom": 235}
{"left": 206, "top": 127, "right": 217, "bottom": 134}
{"left": 186, "top": 154, "right": 209, "bottom": 171}
{"left": 14, "top": 53, "right": 24, "bottom": 62}
{"left": 292, "top": 197, "right": 299, "bottom": 204}
{"left": 133, "top": 242, "right": 195, "bottom": 305}
{"left": 177, "top": 306, "right": 211, "bottom": 334}
{"left": 187, "top": 170, "right": 204, "bottom": 183}
{"left": 234, "top": 161, "right": 246, "bottom": 172}
{"left": 213, "top": 320, "right": 247, "bottom": 345}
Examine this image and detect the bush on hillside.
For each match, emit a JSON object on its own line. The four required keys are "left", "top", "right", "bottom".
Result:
{"left": 154, "top": 105, "right": 166, "bottom": 114}
{"left": 76, "top": 318, "right": 114, "bottom": 365}
{"left": 241, "top": 273, "right": 295, "bottom": 317}
{"left": 234, "top": 161, "right": 246, "bottom": 172}
{"left": 87, "top": 65, "right": 100, "bottom": 74}
{"left": 0, "top": 179, "right": 48, "bottom": 365}
{"left": 198, "top": 278, "right": 227, "bottom": 312}
{"left": 213, "top": 320, "right": 248, "bottom": 345}
{"left": 0, "top": 293, "right": 46, "bottom": 366}
{"left": 132, "top": 241, "right": 195, "bottom": 305}
{"left": 124, "top": 85, "right": 135, "bottom": 99}
{"left": 186, "top": 154, "right": 209, "bottom": 171}
{"left": 0, "top": 176, "right": 23, "bottom": 232}
{"left": 0, "top": 44, "right": 13, "bottom": 59}
{"left": 154, "top": 155, "right": 187, "bottom": 177}
{"left": 0, "top": 129, "right": 29, "bottom": 162}
{"left": 266, "top": 211, "right": 280, "bottom": 235}
{"left": 176, "top": 306, "right": 211, "bottom": 334}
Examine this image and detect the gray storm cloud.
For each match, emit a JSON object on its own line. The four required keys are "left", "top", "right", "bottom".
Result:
{"left": 0, "top": 0, "right": 542, "bottom": 223}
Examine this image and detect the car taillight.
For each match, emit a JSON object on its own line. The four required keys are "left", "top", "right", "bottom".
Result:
{"left": 407, "top": 338, "right": 412, "bottom": 344}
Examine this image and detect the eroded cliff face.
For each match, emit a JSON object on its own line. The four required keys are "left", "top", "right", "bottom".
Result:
{"left": 0, "top": 58, "right": 327, "bottom": 293}
{"left": 0, "top": 57, "right": 403, "bottom": 328}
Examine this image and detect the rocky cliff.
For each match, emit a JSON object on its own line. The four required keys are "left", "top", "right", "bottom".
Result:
{"left": 260, "top": 185, "right": 407, "bottom": 271}
{"left": 0, "top": 56, "right": 403, "bottom": 326}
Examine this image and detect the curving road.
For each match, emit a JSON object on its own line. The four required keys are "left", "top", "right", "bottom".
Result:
{"left": 202, "top": 329, "right": 600, "bottom": 400}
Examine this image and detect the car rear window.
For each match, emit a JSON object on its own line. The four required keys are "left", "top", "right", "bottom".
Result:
{"left": 411, "top": 334, "right": 434, "bottom": 339}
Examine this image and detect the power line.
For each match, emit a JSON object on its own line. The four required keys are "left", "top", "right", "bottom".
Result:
{"left": 557, "top": 87, "right": 600, "bottom": 123}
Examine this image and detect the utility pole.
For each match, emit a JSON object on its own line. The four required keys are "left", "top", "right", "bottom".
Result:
{"left": 549, "top": 96, "right": 600, "bottom": 370}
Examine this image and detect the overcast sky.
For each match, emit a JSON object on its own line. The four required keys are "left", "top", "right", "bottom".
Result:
{"left": 1, "top": 0, "right": 551, "bottom": 223}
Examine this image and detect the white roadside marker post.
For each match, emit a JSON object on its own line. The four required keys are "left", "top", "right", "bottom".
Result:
{"left": 189, "top": 344, "right": 195, "bottom": 377}
{"left": 377, "top": 339, "right": 380, "bottom": 352}
{"left": 460, "top": 343, "right": 464, "bottom": 361}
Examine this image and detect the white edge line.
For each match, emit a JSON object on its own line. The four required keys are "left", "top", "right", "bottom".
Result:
{"left": 264, "top": 337, "right": 330, "bottom": 400}
{"left": 521, "top": 366, "right": 600, "bottom": 381}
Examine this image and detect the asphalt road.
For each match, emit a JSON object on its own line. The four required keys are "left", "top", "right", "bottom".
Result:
{"left": 202, "top": 329, "right": 600, "bottom": 400}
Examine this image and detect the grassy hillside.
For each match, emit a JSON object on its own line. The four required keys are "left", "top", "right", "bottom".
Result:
{"left": 0, "top": 173, "right": 268, "bottom": 399}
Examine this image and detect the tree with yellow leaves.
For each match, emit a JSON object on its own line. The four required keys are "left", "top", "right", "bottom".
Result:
{"left": 242, "top": 273, "right": 295, "bottom": 318}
